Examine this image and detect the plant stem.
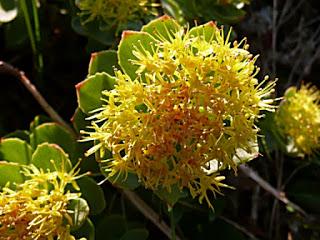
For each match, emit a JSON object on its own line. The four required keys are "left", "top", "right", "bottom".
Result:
{"left": 31, "top": 0, "right": 43, "bottom": 77}
{"left": 20, "top": 0, "right": 43, "bottom": 80}
{"left": 122, "top": 189, "right": 181, "bottom": 240}
{"left": 168, "top": 206, "right": 176, "bottom": 240}
{"left": 20, "top": 0, "right": 36, "bottom": 53}
{"left": 0, "top": 61, "right": 75, "bottom": 137}
{"left": 239, "top": 164, "right": 307, "bottom": 217}
{"left": 272, "top": 0, "right": 277, "bottom": 77}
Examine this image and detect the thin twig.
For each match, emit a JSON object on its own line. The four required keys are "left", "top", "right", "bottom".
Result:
{"left": 272, "top": 0, "right": 278, "bottom": 77}
{"left": 239, "top": 164, "right": 307, "bottom": 217}
{"left": 219, "top": 216, "right": 258, "bottom": 240}
{"left": 168, "top": 206, "right": 176, "bottom": 240}
{"left": 277, "top": 0, "right": 304, "bottom": 29}
{"left": 122, "top": 189, "right": 181, "bottom": 240}
{"left": 0, "top": 61, "right": 75, "bottom": 137}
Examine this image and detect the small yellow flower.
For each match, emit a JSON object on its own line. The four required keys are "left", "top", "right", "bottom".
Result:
{"left": 275, "top": 84, "right": 320, "bottom": 155}
{"left": 76, "top": 0, "right": 158, "bottom": 28}
{"left": 0, "top": 163, "right": 84, "bottom": 240}
{"left": 83, "top": 18, "right": 276, "bottom": 208}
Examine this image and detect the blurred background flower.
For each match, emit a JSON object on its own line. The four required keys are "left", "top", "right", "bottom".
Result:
{"left": 276, "top": 84, "right": 320, "bottom": 155}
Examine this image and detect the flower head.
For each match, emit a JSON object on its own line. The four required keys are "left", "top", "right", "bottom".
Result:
{"left": 76, "top": 0, "right": 158, "bottom": 30}
{"left": 0, "top": 163, "right": 83, "bottom": 240}
{"left": 275, "top": 84, "right": 320, "bottom": 155}
{"left": 83, "top": 17, "right": 276, "bottom": 207}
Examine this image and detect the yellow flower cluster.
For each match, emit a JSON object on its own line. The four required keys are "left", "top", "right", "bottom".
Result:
{"left": 0, "top": 164, "right": 82, "bottom": 240}
{"left": 84, "top": 18, "right": 275, "bottom": 207}
{"left": 76, "top": 0, "right": 158, "bottom": 27}
{"left": 276, "top": 84, "right": 320, "bottom": 155}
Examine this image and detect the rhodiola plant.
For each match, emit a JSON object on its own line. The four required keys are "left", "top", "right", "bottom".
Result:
{"left": 0, "top": 117, "right": 106, "bottom": 240}
{"left": 76, "top": 15, "right": 276, "bottom": 208}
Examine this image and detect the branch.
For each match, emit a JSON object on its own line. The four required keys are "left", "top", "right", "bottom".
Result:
{"left": 277, "top": 0, "right": 304, "bottom": 29}
{"left": 122, "top": 189, "right": 182, "bottom": 240}
{"left": 239, "top": 164, "right": 307, "bottom": 217}
{"left": 0, "top": 61, "right": 76, "bottom": 137}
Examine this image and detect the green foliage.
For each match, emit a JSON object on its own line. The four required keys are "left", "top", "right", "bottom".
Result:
{"left": 77, "top": 176, "right": 106, "bottom": 215}
{"left": 118, "top": 31, "right": 157, "bottom": 79}
{"left": 31, "top": 142, "right": 72, "bottom": 172}
{"left": 88, "top": 50, "right": 119, "bottom": 76}
{"left": 30, "top": 123, "right": 79, "bottom": 164}
{"left": 0, "top": 138, "right": 32, "bottom": 187}
{"left": 76, "top": 72, "right": 116, "bottom": 114}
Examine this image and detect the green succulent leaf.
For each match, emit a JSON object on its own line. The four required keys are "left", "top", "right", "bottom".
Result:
{"left": 76, "top": 72, "right": 116, "bottom": 114}
{"left": 29, "top": 115, "right": 51, "bottom": 131}
{"left": 88, "top": 50, "right": 119, "bottom": 76}
{"left": 30, "top": 122, "right": 78, "bottom": 164}
{"left": 118, "top": 31, "right": 157, "bottom": 80}
{"left": 189, "top": 21, "right": 218, "bottom": 42}
{"left": 71, "top": 107, "right": 88, "bottom": 134}
{"left": 71, "top": 108, "right": 101, "bottom": 173}
{"left": 4, "top": 130, "right": 30, "bottom": 142}
{"left": 31, "top": 143, "right": 72, "bottom": 172}
{"left": 0, "top": 138, "right": 32, "bottom": 187}
{"left": 141, "top": 15, "right": 180, "bottom": 42}
{"left": 77, "top": 176, "right": 106, "bottom": 215}
{"left": 68, "top": 198, "right": 90, "bottom": 231}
